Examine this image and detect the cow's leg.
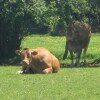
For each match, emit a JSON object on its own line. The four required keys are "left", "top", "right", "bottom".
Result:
{"left": 16, "top": 66, "right": 27, "bottom": 74}
{"left": 42, "top": 68, "right": 53, "bottom": 74}
{"left": 16, "top": 70, "right": 24, "bottom": 74}
{"left": 24, "top": 67, "right": 33, "bottom": 74}
{"left": 16, "top": 67, "right": 34, "bottom": 74}
{"left": 21, "top": 66, "right": 27, "bottom": 73}
{"left": 63, "top": 41, "right": 68, "bottom": 60}
{"left": 75, "top": 49, "right": 82, "bottom": 66}
{"left": 69, "top": 51, "right": 74, "bottom": 66}
{"left": 83, "top": 46, "right": 88, "bottom": 65}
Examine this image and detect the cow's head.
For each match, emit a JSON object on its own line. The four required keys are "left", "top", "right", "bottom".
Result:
{"left": 67, "top": 22, "right": 80, "bottom": 42}
{"left": 67, "top": 22, "right": 82, "bottom": 52}
{"left": 15, "top": 48, "right": 38, "bottom": 67}
{"left": 15, "top": 48, "right": 32, "bottom": 67}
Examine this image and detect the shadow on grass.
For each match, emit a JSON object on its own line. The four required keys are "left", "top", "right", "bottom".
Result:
{"left": 0, "top": 56, "right": 21, "bottom": 66}
{"left": 61, "top": 59, "right": 100, "bottom": 68}
{"left": 0, "top": 57, "right": 100, "bottom": 68}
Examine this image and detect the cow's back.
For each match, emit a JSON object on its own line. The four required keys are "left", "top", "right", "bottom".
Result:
{"left": 30, "top": 47, "right": 60, "bottom": 73}
{"left": 76, "top": 22, "right": 91, "bottom": 47}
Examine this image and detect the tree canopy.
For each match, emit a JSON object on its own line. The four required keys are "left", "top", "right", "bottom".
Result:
{"left": 0, "top": 0, "right": 100, "bottom": 61}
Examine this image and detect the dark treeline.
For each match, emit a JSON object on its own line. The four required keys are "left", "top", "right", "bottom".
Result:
{"left": 0, "top": 0, "right": 100, "bottom": 61}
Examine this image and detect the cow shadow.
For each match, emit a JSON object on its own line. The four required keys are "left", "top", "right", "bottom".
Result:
{"left": 0, "top": 57, "right": 100, "bottom": 68}
{"left": 61, "top": 59, "right": 100, "bottom": 68}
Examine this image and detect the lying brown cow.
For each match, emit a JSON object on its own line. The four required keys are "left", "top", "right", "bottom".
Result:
{"left": 63, "top": 22, "right": 91, "bottom": 66}
{"left": 16, "top": 47, "right": 60, "bottom": 74}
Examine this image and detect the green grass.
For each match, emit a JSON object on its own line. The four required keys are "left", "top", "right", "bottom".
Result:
{"left": 21, "top": 35, "right": 65, "bottom": 60}
{"left": 0, "top": 33, "right": 100, "bottom": 100}
{"left": 21, "top": 33, "right": 100, "bottom": 62}
{"left": 1, "top": 66, "right": 100, "bottom": 100}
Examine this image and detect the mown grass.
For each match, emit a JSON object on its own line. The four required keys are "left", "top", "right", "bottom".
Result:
{"left": 1, "top": 66, "right": 100, "bottom": 100}
{"left": 21, "top": 33, "right": 100, "bottom": 62}
{"left": 0, "top": 33, "right": 100, "bottom": 100}
{"left": 21, "top": 35, "right": 65, "bottom": 60}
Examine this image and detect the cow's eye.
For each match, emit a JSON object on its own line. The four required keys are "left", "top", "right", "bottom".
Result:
{"left": 21, "top": 55, "right": 24, "bottom": 59}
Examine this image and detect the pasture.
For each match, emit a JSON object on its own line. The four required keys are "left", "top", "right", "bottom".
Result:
{"left": 0, "top": 33, "right": 100, "bottom": 100}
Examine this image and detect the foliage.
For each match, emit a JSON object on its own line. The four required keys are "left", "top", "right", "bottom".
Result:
{"left": 0, "top": 0, "right": 25, "bottom": 60}
{"left": 57, "top": 0, "right": 87, "bottom": 22}
{"left": 0, "top": 0, "right": 100, "bottom": 61}
{"left": 0, "top": 0, "right": 47, "bottom": 60}
{"left": 43, "top": 1, "right": 60, "bottom": 35}
{"left": 44, "top": 0, "right": 100, "bottom": 35}
{"left": 87, "top": 0, "right": 100, "bottom": 32}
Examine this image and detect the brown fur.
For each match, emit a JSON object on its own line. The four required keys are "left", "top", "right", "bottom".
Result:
{"left": 16, "top": 47, "right": 60, "bottom": 74}
{"left": 63, "top": 22, "right": 91, "bottom": 66}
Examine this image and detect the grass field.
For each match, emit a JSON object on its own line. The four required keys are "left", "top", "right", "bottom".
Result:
{"left": 0, "top": 34, "right": 100, "bottom": 100}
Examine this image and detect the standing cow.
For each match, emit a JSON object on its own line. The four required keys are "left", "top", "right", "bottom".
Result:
{"left": 63, "top": 22, "right": 91, "bottom": 66}
{"left": 16, "top": 47, "right": 60, "bottom": 74}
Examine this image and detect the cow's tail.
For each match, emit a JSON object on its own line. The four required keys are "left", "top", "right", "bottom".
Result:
{"left": 63, "top": 41, "right": 68, "bottom": 60}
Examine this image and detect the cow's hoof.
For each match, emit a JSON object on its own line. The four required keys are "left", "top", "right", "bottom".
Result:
{"left": 42, "top": 69, "right": 52, "bottom": 74}
{"left": 16, "top": 71, "right": 23, "bottom": 74}
{"left": 75, "top": 63, "right": 80, "bottom": 67}
{"left": 83, "top": 62, "right": 87, "bottom": 65}
{"left": 70, "top": 63, "right": 75, "bottom": 67}
{"left": 81, "top": 61, "right": 87, "bottom": 66}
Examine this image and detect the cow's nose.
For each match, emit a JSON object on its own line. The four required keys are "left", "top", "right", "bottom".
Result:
{"left": 22, "top": 60, "right": 29, "bottom": 66}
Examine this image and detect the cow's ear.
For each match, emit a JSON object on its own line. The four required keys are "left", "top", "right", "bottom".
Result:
{"left": 31, "top": 51, "right": 38, "bottom": 55}
{"left": 15, "top": 50, "right": 21, "bottom": 55}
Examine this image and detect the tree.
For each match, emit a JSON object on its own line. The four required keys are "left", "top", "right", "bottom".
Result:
{"left": 0, "top": 0, "right": 47, "bottom": 62}
{"left": 87, "top": 0, "right": 100, "bottom": 32}
{"left": 0, "top": 0, "right": 25, "bottom": 61}
{"left": 43, "top": 1, "right": 60, "bottom": 35}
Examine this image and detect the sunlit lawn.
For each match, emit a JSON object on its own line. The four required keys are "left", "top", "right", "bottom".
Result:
{"left": 21, "top": 33, "right": 100, "bottom": 62}
{"left": 0, "top": 66, "right": 100, "bottom": 100}
{"left": 0, "top": 33, "right": 100, "bottom": 100}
